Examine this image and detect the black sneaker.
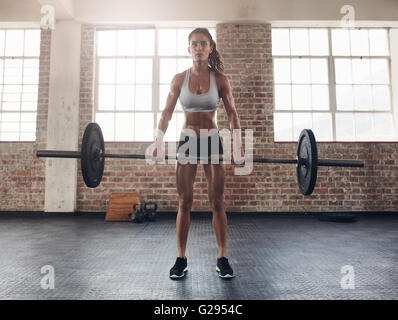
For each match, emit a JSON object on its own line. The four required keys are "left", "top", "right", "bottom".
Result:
{"left": 216, "top": 257, "right": 234, "bottom": 278}
{"left": 169, "top": 257, "right": 188, "bottom": 279}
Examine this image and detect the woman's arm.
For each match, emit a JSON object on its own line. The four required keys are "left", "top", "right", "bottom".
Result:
{"left": 155, "top": 73, "right": 181, "bottom": 144}
{"left": 219, "top": 74, "right": 244, "bottom": 162}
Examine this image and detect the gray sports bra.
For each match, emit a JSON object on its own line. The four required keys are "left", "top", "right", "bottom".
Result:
{"left": 179, "top": 69, "right": 220, "bottom": 112}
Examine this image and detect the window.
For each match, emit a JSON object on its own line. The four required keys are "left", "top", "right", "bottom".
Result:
{"left": 272, "top": 28, "right": 394, "bottom": 142}
{"left": 95, "top": 27, "right": 216, "bottom": 142}
{"left": 0, "top": 29, "right": 41, "bottom": 141}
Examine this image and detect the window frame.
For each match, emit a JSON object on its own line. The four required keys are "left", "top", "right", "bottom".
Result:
{"left": 0, "top": 28, "right": 41, "bottom": 142}
{"left": 272, "top": 27, "right": 395, "bottom": 142}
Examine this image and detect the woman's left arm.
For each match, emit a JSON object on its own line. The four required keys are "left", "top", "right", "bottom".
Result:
{"left": 218, "top": 74, "right": 244, "bottom": 161}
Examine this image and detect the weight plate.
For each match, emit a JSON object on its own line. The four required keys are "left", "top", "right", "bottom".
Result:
{"left": 81, "top": 123, "right": 105, "bottom": 188}
{"left": 296, "top": 129, "right": 318, "bottom": 195}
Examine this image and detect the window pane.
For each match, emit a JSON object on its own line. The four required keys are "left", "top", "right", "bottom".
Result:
{"left": 20, "top": 132, "right": 35, "bottom": 141}
{"left": 159, "top": 84, "right": 169, "bottom": 110}
{"left": 117, "top": 30, "right": 135, "bottom": 56}
{"left": 23, "top": 59, "right": 39, "bottom": 84}
{"left": 274, "top": 85, "right": 291, "bottom": 110}
{"left": 0, "top": 63, "right": 3, "bottom": 83}
{"left": 272, "top": 29, "right": 290, "bottom": 56}
{"left": 136, "top": 29, "right": 155, "bottom": 56}
{"left": 292, "top": 85, "right": 311, "bottom": 110}
{"left": 311, "top": 85, "right": 329, "bottom": 110}
{"left": 98, "top": 84, "right": 115, "bottom": 110}
{"left": 5, "top": 30, "right": 24, "bottom": 56}
{"left": 273, "top": 58, "right": 290, "bottom": 83}
{"left": 95, "top": 113, "right": 115, "bottom": 141}
{"left": 352, "top": 58, "right": 371, "bottom": 84}
{"left": 371, "top": 59, "right": 389, "bottom": 84}
{"left": 177, "top": 29, "right": 191, "bottom": 56}
{"left": 332, "top": 29, "right": 350, "bottom": 56}
{"left": 135, "top": 84, "right": 152, "bottom": 110}
{"left": 374, "top": 114, "right": 393, "bottom": 140}
{"left": 335, "top": 59, "right": 352, "bottom": 84}
{"left": 116, "top": 59, "right": 134, "bottom": 83}
{"left": 160, "top": 58, "right": 176, "bottom": 83}
{"left": 372, "top": 85, "right": 390, "bottom": 111}
{"left": 4, "top": 59, "right": 23, "bottom": 84}
{"left": 24, "top": 30, "right": 40, "bottom": 56}
{"left": 115, "top": 113, "right": 134, "bottom": 141}
{"left": 98, "top": 58, "right": 115, "bottom": 83}
{"left": 159, "top": 29, "right": 177, "bottom": 56}
{"left": 355, "top": 113, "right": 373, "bottom": 141}
{"left": 313, "top": 113, "right": 332, "bottom": 141}
{"left": 336, "top": 85, "right": 354, "bottom": 110}
{"left": 21, "top": 102, "right": 37, "bottom": 111}
{"left": 336, "top": 113, "right": 355, "bottom": 141}
{"left": 310, "top": 58, "right": 328, "bottom": 83}
{"left": 293, "top": 113, "right": 313, "bottom": 140}
{"left": 369, "top": 29, "right": 389, "bottom": 56}
{"left": 291, "top": 58, "right": 310, "bottom": 83}
{"left": 1, "top": 132, "right": 19, "bottom": 141}
{"left": 2, "top": 102, "right": 20, "bottom": 111}
{"left": 135, "top": 58, "right": 152, "bottom": 83}
{"left": 290, "top": 29, "right": 309, "bottom": 55}
{"left": 2, "top": 121, "right": 19, "bottom": 131}
{"left": 1, "top": 112, "right": 19, "bottom": 121}
{"left": 353, "top": 85, "right": 372, "bottom": 110}
{"left": 274, "top": 113, "right": 293, "bottom": 141}
{"left": 0, "top": 30, "right": 5, "bottom": 55}
{"left": 20, "top": 112, "right": 36, "bottom": 122}
{"left": 97, "top": 31, "right": 116, "bottom": 56}
{"left": 350, "top": 29, "right": 369, "bottom": 56}
{"left": 20, "top": 121, "right": 35, "bottom": 132}
{"left": 115, "top": 85, "right": 134, "bottom": 110}
{"left": 135, "top": 113, "right": 154, "bottom": 141}
{"left": 177, "top": 58, "right": 191, "bottom": 73}
{"left": 309, "top": 29, "right": 328, "bottom": 56}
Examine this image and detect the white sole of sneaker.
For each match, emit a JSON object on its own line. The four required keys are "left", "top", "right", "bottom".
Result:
{"left": 169, "top": 267, "right": 188, "bottom": 279}
{"left": 216, "top": 266, "right": 234, "bottom": 278}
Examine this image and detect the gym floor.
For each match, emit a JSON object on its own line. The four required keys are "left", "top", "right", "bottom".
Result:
{"left": 0, "top": 212, "right": 397, "bottom": 300}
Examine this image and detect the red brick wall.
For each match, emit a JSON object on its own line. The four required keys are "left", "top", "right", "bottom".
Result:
{"left": 76, "top": 23, "right": 398, "bottom": 213}
{"left": 1, "top": 24, "right": 397, "bottom": 212}
{"left": 0, "top": 30, "right": 51, "bottom": 211}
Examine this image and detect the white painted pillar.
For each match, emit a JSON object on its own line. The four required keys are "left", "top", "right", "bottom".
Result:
{"left": 45, "top": 21, "right": 81, "bottom": 212}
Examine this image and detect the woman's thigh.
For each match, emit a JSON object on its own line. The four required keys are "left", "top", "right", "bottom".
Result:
{"left": 203, "top": 164, "right": 225, "bottom": 201}
{"left": 176, "top": 163, "right": 198, "bottom": 198}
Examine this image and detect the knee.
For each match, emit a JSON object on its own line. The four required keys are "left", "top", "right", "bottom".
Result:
{"left": 179, "top": 196, "right": 193, "bottom": 212}
{"left": 210, "top": 196, "right": 224, "bottom": 212}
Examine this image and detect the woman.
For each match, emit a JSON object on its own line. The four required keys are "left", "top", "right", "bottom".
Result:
{"left": 154, "top": 28, "right": 242, "bottom": 279}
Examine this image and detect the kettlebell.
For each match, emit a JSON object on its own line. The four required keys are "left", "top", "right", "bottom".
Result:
{"left": 131, "top": 202, "right": 145, "bottom": 223}
{"left": 143, "top": 201, "right": 158, "bottom": 222}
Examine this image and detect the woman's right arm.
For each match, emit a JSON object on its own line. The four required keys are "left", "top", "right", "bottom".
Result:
{"left": 153, "top": 74, "right": 181, "bottom": 160}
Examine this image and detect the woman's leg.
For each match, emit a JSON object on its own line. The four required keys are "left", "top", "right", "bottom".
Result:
{"left": 203, "top": 163, "right": 227, "bottom": 258}
{"left": 176, "top": 162, "right": 197, "bottom": 258}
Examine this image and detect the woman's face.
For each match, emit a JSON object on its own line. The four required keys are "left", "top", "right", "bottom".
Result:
{"left": 188, "top": 33, "right": 213, "bottom": 63}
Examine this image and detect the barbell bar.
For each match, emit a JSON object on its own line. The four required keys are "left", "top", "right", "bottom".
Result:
{"left": 36, "top": 123, "right": 364, "bottom": 195}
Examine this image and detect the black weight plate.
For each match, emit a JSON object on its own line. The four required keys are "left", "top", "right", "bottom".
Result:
{"left": 296, "top": 129, "right": 318, "bottom": 195}
{"left": 81, "top": 123, "right": 105, "bottom": 188}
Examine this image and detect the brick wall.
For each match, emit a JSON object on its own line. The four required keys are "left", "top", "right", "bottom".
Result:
{"left": 76, "top": 23, "right": 398, "bottom": 213}
{"left": 0, "top": 30, "right": 51, "bottom": 211}
{"left": 1, "top": 24, "right": 397, "bottom": 212}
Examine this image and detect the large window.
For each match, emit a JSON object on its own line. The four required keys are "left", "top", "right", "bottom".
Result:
{"left": 0, "top": 29, "right": 41, "bottom": 141}
{"left": 95, "top": 27, "right": 215, "bottom": 142}
{"left": 272, "top": 28, "right": 394, "bottom": 142}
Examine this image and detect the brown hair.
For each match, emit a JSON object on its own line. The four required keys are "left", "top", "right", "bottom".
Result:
{"left": 188, "top": 28, "right": 224, "bottom": 74}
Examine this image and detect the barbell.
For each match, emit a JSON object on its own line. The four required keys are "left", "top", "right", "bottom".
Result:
{"left": 36, "top": 123, "right": 364, "bottom": 195}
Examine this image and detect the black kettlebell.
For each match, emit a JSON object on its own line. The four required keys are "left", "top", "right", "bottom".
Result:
{"left": 131, "top": 202, "right": 145, "bottom": 223}
{"left": 143, "top": 201, "right": 158, "bottom": 222}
